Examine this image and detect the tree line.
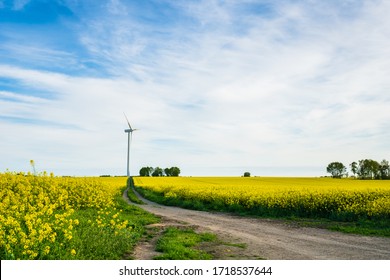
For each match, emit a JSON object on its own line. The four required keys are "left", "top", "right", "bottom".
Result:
{"left": 326, "top": 159, "right": 390, "bottom": 179}
{"left": 139, "top": 166, "right": 181, "bottom": 177}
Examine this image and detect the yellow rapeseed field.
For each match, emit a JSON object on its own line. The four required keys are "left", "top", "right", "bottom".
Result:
{"left": 0, "top": 172, "right": 129, "bottom": 259}
{"left": 133, "top": 177, "right": 390, "bottom": 220}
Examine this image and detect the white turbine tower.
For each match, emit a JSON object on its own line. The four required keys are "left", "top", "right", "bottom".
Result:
{"left": 124, "top": 113, "right": 137, "bottom": 177}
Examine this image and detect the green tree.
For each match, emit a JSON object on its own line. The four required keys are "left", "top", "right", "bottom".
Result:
{"left": 243, "top": 172, "right": 251, "bottom": 177}
{"left": 357, "top": 159, "right": 380, "bottom": 179}
{"left": 326, "top": 162, "right": 346, "bottom": 178}
{"left": 164, "top": 167, "right": 180, "bottom": 176}
{"left": 350, "top": 162, "right": 358, "bottom": 177}
{"left": 372, "top": 160, "right": 381, "bottom": 179}
{"left": 139, "top": 166, "right": 153, "bottom": 176}
{"left": 152, "top": 167, "right": 164, "bottom": 177}
{"left": 170, "top": 167, "right": 180, "bottom": 176}
{"left": 357, "top": 159, "right": 370, "bottom": 179}
{"left": 379, "top": 159, "right": 389, "bottom": 179}
{"left": 164, "top": 168, "right": 171, "bottom": 176}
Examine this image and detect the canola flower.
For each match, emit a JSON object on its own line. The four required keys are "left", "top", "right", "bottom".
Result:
{"left": 134, "top": 177, "right": 390, "bottom": 221}
{"left": 0, "top": 172, "right": 130, "bottom": 260}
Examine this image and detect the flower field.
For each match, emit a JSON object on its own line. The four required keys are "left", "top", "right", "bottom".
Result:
{"left": 133, "top": 177, "right": 390, "bottom": 222}
{"left": 2, "top": 173, "right": 389, "bottom": 260}
{"left": 0, "top": 172, "right": 157, "bottom": 260}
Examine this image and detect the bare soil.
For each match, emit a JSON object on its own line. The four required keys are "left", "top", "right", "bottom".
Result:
{"left": 123, "top": 188, "right": 390, "bottom": 260}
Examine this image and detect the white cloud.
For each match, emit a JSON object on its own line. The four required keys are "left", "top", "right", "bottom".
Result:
{"left": 107, "top": 0, "right": 128, "bottom": 16}
{"left": 12, "top": 0, "right": 30, "bottom": 10}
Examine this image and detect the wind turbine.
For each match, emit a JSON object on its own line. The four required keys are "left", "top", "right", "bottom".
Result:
{"left": 124, "top": 113, "right": 137, "bottom": 177}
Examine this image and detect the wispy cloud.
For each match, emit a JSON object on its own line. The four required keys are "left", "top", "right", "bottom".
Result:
{"left": 12, "top": 0, "right": 30, "bottom": 10}
{"left": 0, "top": 0, "right": 31, "bottom": 10}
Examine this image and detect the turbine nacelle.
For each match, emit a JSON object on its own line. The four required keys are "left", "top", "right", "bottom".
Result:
{"left": 124, "top": 128, "right": 138, "bottom": 133}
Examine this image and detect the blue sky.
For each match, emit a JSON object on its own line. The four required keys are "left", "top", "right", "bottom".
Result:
{"left": 1, "top": 0, "right": 389, "bottom": 176}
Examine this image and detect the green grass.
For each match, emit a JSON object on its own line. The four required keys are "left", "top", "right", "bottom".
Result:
{"left": 67, "top": 187, "right": 159, "bottom": 259}
{"left": 154, "top": 227, "right": 217, "bottom": 260}
{"left": 285, "top": 217, "right": 390, "bottom": 237}
{"left": 127, "top": 187, "right": 145, "bottom": 204}
{"left": 126, "top": 178, "right": 145, "bottom": 204}
{"left": 115, "top": 189, "right": 159, "bottom": 226}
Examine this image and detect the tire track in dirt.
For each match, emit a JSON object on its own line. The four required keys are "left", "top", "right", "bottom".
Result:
{"left": 123, "top": 187, "right": 390, "bottom": 260}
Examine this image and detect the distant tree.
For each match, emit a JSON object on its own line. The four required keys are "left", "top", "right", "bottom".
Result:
{"left": 164, "top": 168, "right": 171, "bottom": 176}
{"left": 357, "top": 159, "right": 369, "bottom": 179}
{"left": 243, "top": 172, "right": 251, "bottom": 177}
{"left": 350, "top": 162, "right": 358, "bottom": 177}
{"left": 170, "top": 167, "right": 180, "bottom": 176}
{"left": 357, "top": 159, "right": 380, "bottom": 179}
{"left": 151, "top": 167, "right": 164, "bottom": 177}
{"left": 372, "top": 160, "right": 381, "bottom": 179}
{"left": 139, "top": 166, "right": 153, "bottom": 176}
{"left": 164, "top": 167, "right": 180, "bottom": 176}
{"left": 379, "top": 159, "right": 390, "bottom": 179}
{"left": 326, "top": 162, "right": 346, "bottom": 178}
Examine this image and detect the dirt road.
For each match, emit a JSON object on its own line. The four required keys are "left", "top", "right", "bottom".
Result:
{"left": 123, "top": 188, "right": 390, "bottom": 260}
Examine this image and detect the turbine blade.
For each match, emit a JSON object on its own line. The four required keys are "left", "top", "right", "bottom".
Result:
{"left": 123, "top": 112, "right": 132, "bottom": 130}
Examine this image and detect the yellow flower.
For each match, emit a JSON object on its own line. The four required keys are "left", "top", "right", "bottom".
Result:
{"left": 43, "top": 246, "right": 50, "bottom": 255}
